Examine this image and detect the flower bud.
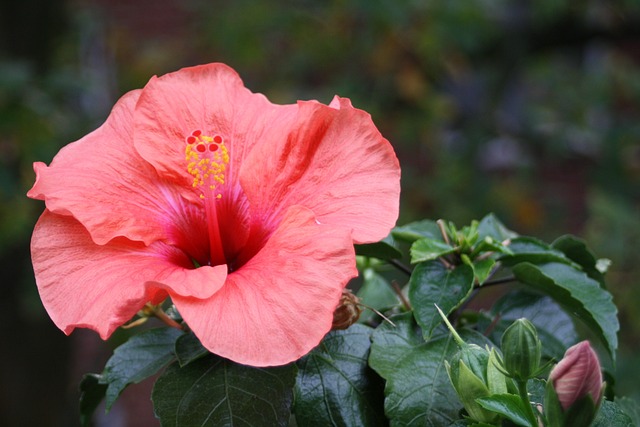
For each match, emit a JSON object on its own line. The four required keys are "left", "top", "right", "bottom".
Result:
{"left": 435, "top": 305, "right": 510, "bottom": 423}
{"left": 500, "top": 318, "right": 542, "bottom": 380}
{"left": 548, "top": 341, "right": 603, "bottom": 413}
{"left": 446, "top": 343, "right": 499, "bottom": 424}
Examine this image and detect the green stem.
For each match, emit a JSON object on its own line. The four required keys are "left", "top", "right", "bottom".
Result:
{"left": 517, "top": 379, "right": 539, "bottom": 427}
{"left": 435, "top": 304, "right": 465, "bottom": 346}
{"left": 388, "top": 258, "right": 412, "bottom": 276}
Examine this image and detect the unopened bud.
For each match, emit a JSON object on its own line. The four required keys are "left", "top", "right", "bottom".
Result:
{"left": 548, "top": 341, "right": 603, "bottom": 412}
{"left": 501, "top": 318, "right": 542, "bottom": 380}
{"left": 435, "top": 305, "right": 507, "bottom": 423}
{"left": 446, "top": 344, "right": 499, "bottom": 424}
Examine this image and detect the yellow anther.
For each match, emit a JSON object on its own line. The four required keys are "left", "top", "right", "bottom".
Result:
{"left": 184, "top": 131, "right": 229, "bottom": 199}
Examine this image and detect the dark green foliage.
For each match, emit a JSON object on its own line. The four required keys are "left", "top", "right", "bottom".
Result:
{"left": 409, "top": 261, "right": 475, "bottom": 339}
{"left": 101, "top": 328, "right": 184, "bottom": 410}
{"left": 152, "top": 356, "right": 297, "bottom": 427}
{"left": 294, "top": 325, "right": 386, "bottom": 427}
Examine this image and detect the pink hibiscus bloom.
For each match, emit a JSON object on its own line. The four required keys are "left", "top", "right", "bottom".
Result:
{"left": 27, "top": 63, "right": 400, "bottom": 366}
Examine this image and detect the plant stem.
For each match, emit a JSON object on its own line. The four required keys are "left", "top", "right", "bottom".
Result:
{"left": 481, "top": 276, "right": 517, "bottom": 287}
{"left": 437, "top": 219, "right": 451, "bottom": 245}
{"left": 517, "top": 379, "right": 540, "bottom": 427}
{"left": 149, "top": 304, "right": 184, "bottom": 330}
{"left": 389, "top": 258, "right": 412, "bottom": 276}
{"left": 391, "top": 281, "right": 412, "bottom": 311}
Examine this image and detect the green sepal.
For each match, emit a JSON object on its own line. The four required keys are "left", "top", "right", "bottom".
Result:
{"left": 543, "top": 378, "right": 564, "bottom": 427}
{"left": 448, "top": 360, "right": 497, "bottom": 424}
{"left": 435, "top": 304, "right": 491, "bottom": 384}
{"left": 487, "top": 348, "right": 510, "bottom": 395}
{"left": 458, "top": 344, "right": 490, "bottom": 385}
{"left": 563, "top": 395, "right": 598, "bottom": 427}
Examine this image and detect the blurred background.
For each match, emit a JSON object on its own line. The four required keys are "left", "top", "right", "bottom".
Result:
{"left": 1, "top": 0, "right": 639, "bottom": 425}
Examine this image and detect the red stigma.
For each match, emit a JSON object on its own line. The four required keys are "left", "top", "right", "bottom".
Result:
{"left": 186, "top": 135, "right": 196, "bottom": 144}
{"left": 209, "top": 144, "right": 219, "bottom": 152}
{"left": 196, "top": 144, "right": 207, "bottom": 153}
{"left": 213, "top": 135, "right": 223, "bottom": 144}
{"left": 192, "top": 130, "right": 202, "bottom": 137}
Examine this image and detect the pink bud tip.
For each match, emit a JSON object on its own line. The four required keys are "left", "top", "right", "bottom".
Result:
{"left": 548, "top": 341, "right": 603, "bottom": 410}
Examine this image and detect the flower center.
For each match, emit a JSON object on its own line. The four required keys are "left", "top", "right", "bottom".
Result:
{"left": 185, "top": 130, "right": 230, "bottom": 267}
{"left": 185, "top": 130, "right": 230, "bottom": 200}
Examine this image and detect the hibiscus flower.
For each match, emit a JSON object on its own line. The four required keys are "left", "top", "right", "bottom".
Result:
{"left": 27, "top": 63, "right": 400, "bottom": 366}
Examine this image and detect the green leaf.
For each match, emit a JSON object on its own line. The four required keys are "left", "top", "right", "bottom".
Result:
{"left": 101, "top": 327, "right": 183, "bottom": 410}
{"left": 175, "top": 332, "right": 209, "bottom": 367}
{"left": 392, "top": 219, "right": 441, "bottom": 243}
{"left": 294, "top": 325, "right": 386, "bottom": 426}
{"left": 476, "top": 394, "right": 532, "bottom": 427}
{"left": 79, "top": 374, "right": 107, "bottom": 426}
{"left": 369, "top": 313, "right": 491, "bottom": 426}
{"left": 357, "top": 268, "right": 400, "bottom": 324}
{"left": 485, "top": 290, "right": 578, "bottom": 361}
{"left": 470, "top": 236, "right": 514, "bottom": 257}
{"left": 616, "top": 396, "right": 640, "bottom": 426}
{"left": 409, "top": 261, "right": 475, "bottom": 340}
{"left": 468, "top": 257, "right": 495, "bottom": 285}
{"left": 447, "top": 421, "right": 495, "bottom": 427}
{"left": 477, "top": 213, "right": 517, "bottom": 242}
{"left": 500, "top": 237, "right": 575, "bottom": 267}
{"left": 527, "top": 378, "right": 546, "bottom": 406}
{"left": 552, "top": 235, "right": 606, "bottom": 287}
{"left": 512, "top": 262, "right": 619, "bottom": 362}
{"left": 592, "top": 400, "right": 635, "bottom": 427}
{"left": 369, "top": 313, "right": 427, "bottom": 368}
{"left": 355, "top": 236, "right": 402, "bottom": 260}
{"left": 410, "top": 238, "right": 456, "bottom": 263}
{"left": 153, "top": 355, "right": 297, "bottom": 427}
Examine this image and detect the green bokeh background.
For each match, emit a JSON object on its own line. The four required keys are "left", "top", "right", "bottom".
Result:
{"left": 1, "top": 1, "right": 639, "bottom": 425}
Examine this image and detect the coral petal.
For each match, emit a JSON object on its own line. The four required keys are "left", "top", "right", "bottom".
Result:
{"left": 26, "top": 90, "right": 194, "bottom": 246}
{"left": 240, "top": 97, "right": 400, "bottom": 244}
{"left": 173, "top": 205, "right": 357, "bottom": 366}
{"left": 31, "top": 210, "right": 226, "bottom": 339}
{"left": 133, "top": 63, "right": 297, "bottom": 186}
